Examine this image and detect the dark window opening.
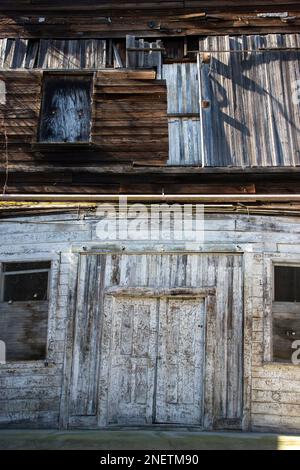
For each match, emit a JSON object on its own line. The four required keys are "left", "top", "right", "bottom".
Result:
{"left": 2, "top": 261, "right": 50, "bottom": 302}
{"left": 39, "top": 75, "right": 92, "bottom": 143}
{"left": 274, "top": 266, "right": 300, "bottom": 302}
{"left": 0, "top": 261, "right": 51, "bottom": 361}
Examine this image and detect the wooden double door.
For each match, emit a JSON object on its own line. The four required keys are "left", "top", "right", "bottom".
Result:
{"left": 66, "top": 253, "right": 243, "bottom": 429}
{"left": 100, "top": 291, "right": 207, "bottom": 425}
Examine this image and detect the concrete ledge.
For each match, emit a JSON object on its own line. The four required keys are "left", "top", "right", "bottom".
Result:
{"left": 0, "top": 430, "right": 300, "bottom": 450}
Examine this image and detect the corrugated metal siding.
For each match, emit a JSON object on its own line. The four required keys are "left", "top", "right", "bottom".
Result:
{"left": 199, "top": 34, "right": 300, "bottom": 167}
{"left": 163, "top": 63, "right": 201, "bottom": 165}
{"left": 0, "top": 38, "right": 106, "bottom": 69}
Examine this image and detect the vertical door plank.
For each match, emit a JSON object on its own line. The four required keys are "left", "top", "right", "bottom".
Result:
{"left": 155, "top": 297, "right": 206, "bottom": 425}
{"left": 100, "top": 296, "right": 158, "bottom": 425}
{"left": 69, "top": 254, "right": 105, "bottom": 417}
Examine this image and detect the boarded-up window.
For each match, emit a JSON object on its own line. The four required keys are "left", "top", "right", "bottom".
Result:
{"left": 0, "top": 261, "right": 51, "bottom": 361}
{"left": 39, "top": 75, "right": 92, "bottom": 143}
{"left": 273, "top": 265, "right": 300, "bottom": 363}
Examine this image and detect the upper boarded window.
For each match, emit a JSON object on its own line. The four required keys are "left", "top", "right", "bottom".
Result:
{"left": 273, "top": 265, "right": 300, "bottom": 363}
{"left": 0, "top": 261, "right": 51, "bottom": 361}
{"left": 39, "top": 75, "right": 92, "bottom": 143}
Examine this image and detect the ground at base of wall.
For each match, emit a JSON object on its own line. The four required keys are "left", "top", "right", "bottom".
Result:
{"left": 0, "top": 430, "right": 300, "bottom": 450}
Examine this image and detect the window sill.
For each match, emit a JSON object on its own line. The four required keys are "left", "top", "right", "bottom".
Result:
{"left": 0, "top": 360, "right": 55, "bottom": 370}
{"left": 262, "top": 361, "right": 300, "bottom": 367}
{"left": 32, "top": 142, "right": 96, "bottom": 152}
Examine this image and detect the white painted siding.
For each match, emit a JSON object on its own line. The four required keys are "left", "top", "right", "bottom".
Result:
{"left": 0, "top": 210, "right": 299, "bottom": 432}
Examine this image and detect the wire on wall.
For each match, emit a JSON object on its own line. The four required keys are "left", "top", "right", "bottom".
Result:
{"left": 1, "top": 117, "right": 9, "bottom": 195}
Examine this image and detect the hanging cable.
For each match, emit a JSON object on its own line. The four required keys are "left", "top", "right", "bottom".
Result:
{"left": 1, "top": 117, "right": 9, "bottom": 195}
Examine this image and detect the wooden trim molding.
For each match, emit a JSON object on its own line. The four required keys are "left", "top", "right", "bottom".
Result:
{"left": 104, "top": 286, "right": 216, "bottom": 298}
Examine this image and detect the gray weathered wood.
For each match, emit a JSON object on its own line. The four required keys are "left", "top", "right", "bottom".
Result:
{"left": 155, "top": 297, "right": 206, "bottom": 424}
{"left": 65, "top": 252, "right": 243, "bottom": 428}
{"left": 0, "top": 301, "right": 48, "bottom": 361}
{"left": 1, "top": 212, "right": 300, "bottom": 432}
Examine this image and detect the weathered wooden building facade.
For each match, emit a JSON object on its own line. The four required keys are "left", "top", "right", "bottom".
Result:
{"left": 1, "top": 1, "right": 300, "bottom": 433}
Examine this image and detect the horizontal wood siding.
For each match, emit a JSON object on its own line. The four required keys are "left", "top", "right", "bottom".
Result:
{"left": 251, "top": 364, "right": 300, "bottom": 433}
{"left": 1, "top": 34, "right": 300, "bottom": 177}
{"left": 1, "top": 3, "right": 300, "bottom": 38}
{"left": 0, "top": 70, "right": 168, "bottom": 185}
{"left": 248, "top": 250, "right": 300, "bottom": 433}
{"left": 3, "top": 1, "right": 300, "bottom": 10}
{"left": 0, "top": 211, "right": 300, "bottom": 430}
{"left": 91, "top": 72, "right": 168, "bottom": 163}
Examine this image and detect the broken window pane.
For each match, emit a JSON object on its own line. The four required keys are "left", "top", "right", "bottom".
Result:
{"left": 274, "top": 266, "right": 300, "bottom": 302}
{"left": 39, "top": 75, "right": 92, "bottom": 143}
{"left": 2, "top": 262, "right": 50, "bottom": 302}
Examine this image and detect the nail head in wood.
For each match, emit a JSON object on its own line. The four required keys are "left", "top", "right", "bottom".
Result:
{"left": 201, "top": 100, "right": 210, "bottom": 109}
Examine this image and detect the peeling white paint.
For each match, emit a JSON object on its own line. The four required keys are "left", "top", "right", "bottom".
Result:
{"left": 0, "top": 80, "right": 6, "bottom": 105}
{"left": 0, "top": 340, "right": 6, "bottom": 365}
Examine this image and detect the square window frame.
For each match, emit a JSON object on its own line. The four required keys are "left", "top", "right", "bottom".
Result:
{"left": 37, "top": 71, "right": 95, "bottom": 146}
{"left": 0, "top": 262, "right": 51, "bottom": 303}
{"left": 266, "top": 259, "right": 300, "bottom": 366}
{"left": 0, "top": 255, "right": 60, "bottom": 368}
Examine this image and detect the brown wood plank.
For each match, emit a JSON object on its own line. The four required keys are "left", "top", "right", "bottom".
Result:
{"left": 0, "top": 70, "right": 169, "bottom": 169}
{"left": 2, "top": 5, "right": 300, "bottom": 38}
